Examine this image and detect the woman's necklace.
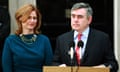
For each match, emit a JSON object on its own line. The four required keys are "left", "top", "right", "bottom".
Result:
{"left": 19, "top": 34, "right": 37, "bottom": 44}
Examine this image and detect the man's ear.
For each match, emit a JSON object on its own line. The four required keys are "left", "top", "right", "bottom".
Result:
{"left": 88, "top": 16, "right": 92, "bottom": 25}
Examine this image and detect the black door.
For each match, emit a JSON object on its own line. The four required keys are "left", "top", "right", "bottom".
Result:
{"left": 37, "top": 0, "right": 113, "bottom": 51}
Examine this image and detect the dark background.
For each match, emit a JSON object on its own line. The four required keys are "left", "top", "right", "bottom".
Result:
{"left": 0, "top": 0, "right": 8, "bottom": 9}
{"left": 37, "top": 0, "right": 114, "bottom": 51}
{"left": 0, "top": 0, "right": 10, "bottom": 72}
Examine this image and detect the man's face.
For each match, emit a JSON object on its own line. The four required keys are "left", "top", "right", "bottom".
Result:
{"left": 71, "top": 8, "right": 92, "bottom": 33}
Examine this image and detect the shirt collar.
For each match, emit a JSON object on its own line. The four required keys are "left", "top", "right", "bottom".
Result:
{"left": 74, "top": 27, "right": 90, "bottom": 39}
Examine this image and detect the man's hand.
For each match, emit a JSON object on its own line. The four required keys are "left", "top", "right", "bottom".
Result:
{"left": 59, "top": 64, "right": 67, "bottom": 67}
{"left": 92, "top": 64, "right": 106, "bottom": 68}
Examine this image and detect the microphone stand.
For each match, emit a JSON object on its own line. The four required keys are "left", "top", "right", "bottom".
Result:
{"left": 75, "top": 50, "right": 80, "bottom": 72}
{"left": 76, "top": 63, "right": 80, "bottom": 72}
{"left": 75, "top": 40, "right": 84, "bottom": 72}
{"left": 69, "top": 41, "right": 75, "bottom": 72}
{"left": 70, "top": 47, "right": 74, "bottom": 72}
{"left": 70, "top": 59, "right": 73, "bottom": 72}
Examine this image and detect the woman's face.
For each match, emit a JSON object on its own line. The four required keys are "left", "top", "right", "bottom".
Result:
{"left": 22, "top": 10, "right": 37, "bottom": 31}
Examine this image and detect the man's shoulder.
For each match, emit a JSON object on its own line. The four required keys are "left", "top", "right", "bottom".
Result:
{"left": 90, "top": 28, "right": 109, "bottom": 37}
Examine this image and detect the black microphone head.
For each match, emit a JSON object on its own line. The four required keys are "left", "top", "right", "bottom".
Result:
{"left": 78, "top": 40, "right": 84, "bottom": 48}
{"left": 69, "top": 41, "right": 75, "bottom": 48}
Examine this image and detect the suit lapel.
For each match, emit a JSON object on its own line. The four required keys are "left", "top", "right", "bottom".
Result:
{"left": 67, "top": 30, "right": 74, "bottom": 43}
{"left": 80, "top": 29, "right": 95, "bottom": 65}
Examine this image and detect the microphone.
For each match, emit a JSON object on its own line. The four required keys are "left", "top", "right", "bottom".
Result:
{"left": 69, "top": 41, "right": 75, "bottom": 60}
{"left": 68, "top": 41, "right": 75, "bottom": 72}
{"left": 75, "top": 40, "right": 84, "bottom": 72}
{"left": 77, "top": 40, "right": 84, "bottom": 48}
{"left": 76, "top": 40, "right": 84, "bottom": 65}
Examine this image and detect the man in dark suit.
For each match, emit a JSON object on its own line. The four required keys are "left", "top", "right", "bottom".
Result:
{"left": 52, "top": 2, "right": 118, "bottom": 72}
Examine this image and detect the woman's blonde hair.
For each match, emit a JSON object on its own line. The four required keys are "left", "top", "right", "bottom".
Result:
{"left": 15, "top": 4, "right": 42, "bottom": 35}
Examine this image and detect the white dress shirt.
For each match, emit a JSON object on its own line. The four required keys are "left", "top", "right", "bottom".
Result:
{"left": 74, "top": 27, "right": 90, "bottom": 59}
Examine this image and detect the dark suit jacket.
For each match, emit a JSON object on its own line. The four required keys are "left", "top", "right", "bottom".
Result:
{"left": 53, "top": 28, "right": 118, "bottom": 72}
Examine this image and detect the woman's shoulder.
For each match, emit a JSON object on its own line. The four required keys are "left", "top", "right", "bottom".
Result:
{"left": 7, "top": 34, "right": 17, "bottom": 38}
{"left": 6, "top": 34, "right": 18, "bottom": 40}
